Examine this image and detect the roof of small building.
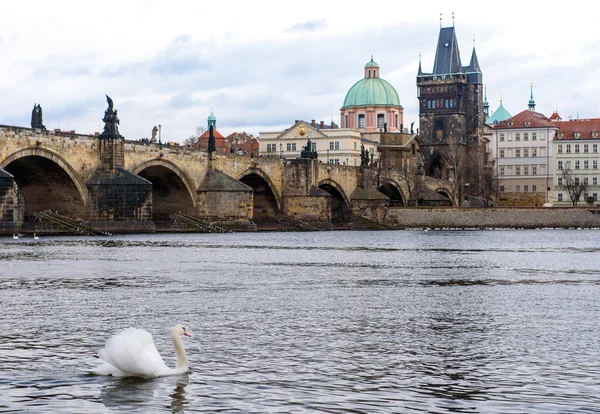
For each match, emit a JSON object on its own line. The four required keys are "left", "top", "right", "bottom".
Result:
{"left": 494, "top": 110, "right": 556, "bottom": 129}
{"left": 487, "top": 102, "right": 512, "bottom": 124}
{"left": 552, "top": 118, "right": 600, "bottom": 140}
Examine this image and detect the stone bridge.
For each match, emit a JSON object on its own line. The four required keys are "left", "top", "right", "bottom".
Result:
{"left": 0, "top": 125, "right": 452, "bottom": 234}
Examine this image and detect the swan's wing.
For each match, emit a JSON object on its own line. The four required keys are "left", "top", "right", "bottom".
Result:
{"left": 98, "top": 328, "right": 168, "bottom": 378}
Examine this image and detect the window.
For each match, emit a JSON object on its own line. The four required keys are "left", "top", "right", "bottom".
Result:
{"left": 558, "top": 145, "right": 563, "bottom": 154}
{"left": 584, "top": 160, "right": 589, "bottom": 169}
{"left": 266, "top": 144, "right": 276, "bottom": 152}
{"left": 533, "top": 185, "right": 537, "bottom": 192}
{"left": 515, "top": 133, "right": 520, "bottom": 141}
{"left": 345, "top": 115, "right": 348, "bottom": 128}
{"left": 312, "top": 143, "right": 316, "bottom": 151}
{"left": 395, "top": 115, "right": 398, "bottom": 128}
{"left": 558, "top": 193, "right": 563, "bottom": 202}
{"left": 532, "top": 132, "right": 537, "bottom": 141}
{"left": 584, "top": 177, "right": 589, "bottom": 185}
{"left": 567, "top": 144, "right": 572, "bottom": 153}
{"left": 594, "top": 177, "right": 598, "bottom": 185}
{"left": 584, "top": 144, "right": 589, "bottom": 153}
{"left": 500, "top": 133, "right": 505, "bottom": 142}
{"left": 594, "top": 160, "right": 599, "bottom": 169}
{"left": 532, "top": 148, "right": 537, "bottom": 157}
{"left": 594, "top": 193, "right": 598, "bottom": 200}
{"left": 532, "top": 166, "right": 537, "bottom": 175}
{"left": 575, "top": 144, "right": 580, "bottom": 153}
{"left": 594, "top": 144, "right": 598, "bottom": 153}
{"left": 354, "top": 142, "right": 357, "bottom": 150}
{"left": 500, "top": 167, "right": 505, "bottom": 176}
{"left": 524, "top": 185, "right": 529, "bottom": 192}
{"left": 524, "top": 166, "right": 529, "bottom": 175}
{"left": 516, "top": 167, "right": 521, "bottom": 175}
{"left": 558, "top": 160, "right": 563, "bottom": 169}
{"left": 358, "top": 114, "right": 366, "bottom": 128}
{"left": 558, "top": 177, "right": 563, "bottom": 186}
{"left": 524, "top": 133, "right": 529, "bottom": 141}
{"left": 575, "top": 177, "right": 580, "bottom": 185}
{"left": 500, "top": 149, "right": 505, "bottom": 158}
{"left": 286, "top": 143, "right": 297, "bottom": 151}
{"left": 575, "top": 160, "right": 580, "bottom": 170}
{"left": 516, "top": 149, "right": 521, "bottom": 158}
{"left": 500, "top": 185, "right": 505, "bottom": 192}
{"left": 516, "top": 185, "right": 521, "bottom": 192}
{"left": 524, "top": 149, "right": 529, "bottom": 157}
{"left": 377, "top": 114, "right": 385, "bottom": 128}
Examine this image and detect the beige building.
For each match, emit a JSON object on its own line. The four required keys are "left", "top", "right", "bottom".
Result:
{"left": 552, "top": 117, "right": 600, "bottom": 205}
{"left": 492, "top": 106, "right": 557, "bottom": 206}
{"left": 259, "top": 120, "right": 378, "bottom": 167}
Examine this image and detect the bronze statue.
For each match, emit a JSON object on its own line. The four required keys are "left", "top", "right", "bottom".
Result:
{"left": 102, "top": 95, "right": 120, "bottom": 136}
{"left": 207, "top": 124, "right": 216, "bottom": 153}
{"left": 30, "top": 103, "right": 46, "bottom": 130}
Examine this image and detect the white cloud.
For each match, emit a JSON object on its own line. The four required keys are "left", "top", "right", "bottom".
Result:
{"left": 1, "top": 0, "right": 599, "bottom": 142}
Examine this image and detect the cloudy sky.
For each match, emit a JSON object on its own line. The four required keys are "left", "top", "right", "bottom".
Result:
{"left": 1, "top": 1, "right": 598, "bottom": 143}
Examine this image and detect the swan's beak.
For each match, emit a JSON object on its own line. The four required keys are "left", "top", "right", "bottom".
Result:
{"left": 184, "top": 329, "right": 191, "bottom": 337}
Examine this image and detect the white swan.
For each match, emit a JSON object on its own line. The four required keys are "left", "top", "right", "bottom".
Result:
{"left": 89, "top": 325, "right": 191, "bottom": 378}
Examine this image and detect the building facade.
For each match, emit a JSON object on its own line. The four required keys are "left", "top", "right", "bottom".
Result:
{"left": 417, "top": 25, "right": 486, "bottom": 177}
{"left": 340, "top": 58, "right": 404, "bottom": 133}
{"left": 552, "top": 118, "right": 600, "bottom": 205}
{"left": 259, "top": 120, "right": 378, "bottom": 167}
{"left": 492, "top": 95, "right": 557, "bottom": 205}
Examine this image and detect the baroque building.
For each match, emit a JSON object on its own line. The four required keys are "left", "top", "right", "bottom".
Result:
{"left": 417, "top": 24, "right": 486, "bottom": 178}
{"left": 340, "top": 57, "right": 404, "bottom": 133}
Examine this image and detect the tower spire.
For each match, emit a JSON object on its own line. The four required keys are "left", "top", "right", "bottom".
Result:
{"left": 483, "top": 84, "right": 489, "bottom": 117}
{"left": 528, "top": 80, "right": 536, "bottom": 111}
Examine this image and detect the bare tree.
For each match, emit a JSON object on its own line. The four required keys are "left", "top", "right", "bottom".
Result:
{"left": 397, "top": 163, "right": 425, "bottom": 206}
{"left": 559, "top": 164, "right": 586, "bottom": 206}
{"left": 440, "top": 136, "right": 467, "bottom": 206}
{"left": 466, "top": 140, "right": 498, "bottom": 206}
{"left": 183, "top": 126, "right": 205, "bottom": 146}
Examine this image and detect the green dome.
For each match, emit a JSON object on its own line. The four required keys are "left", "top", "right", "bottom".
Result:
{"left": 365, "top": 58, "right": 379, "bottom": 68}
{"left": 207, "top": 113, "right": 216, "bottom": 122}
{"left": 342, "top": 77, "right": 401, "bottom": 108}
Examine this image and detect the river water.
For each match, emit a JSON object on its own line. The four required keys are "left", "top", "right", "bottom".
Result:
{"left": 1, "top": 230, "right": 599, "bottom": 413}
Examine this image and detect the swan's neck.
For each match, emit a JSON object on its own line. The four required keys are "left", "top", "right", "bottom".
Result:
{"left": 172, "top": 331, "right": 188, "bottom": 371}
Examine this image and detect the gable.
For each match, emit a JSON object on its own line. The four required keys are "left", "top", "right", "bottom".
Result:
{"left": 276, "top": 121, "right": 328, "bottom": 140}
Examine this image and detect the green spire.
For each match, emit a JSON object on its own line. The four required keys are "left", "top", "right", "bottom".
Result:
{"left": 483, "top": 85, "right": 489, "bottom": 116}
{"left": 528, "top": 81, "right": 536, "bottom": 111}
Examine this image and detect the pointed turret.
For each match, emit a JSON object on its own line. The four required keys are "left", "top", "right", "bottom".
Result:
{"left": 528, "top": 81, "right": 536, "bottom": 111}
{"left": 466, "top": 45, "right": 481, "bottom": 74}
{"left": 417, "top": 54, "right": 423, "bottom": 76}
{"left": 483, "top": 85, "right": 489, "bottom": 117}
{"left": 432, "top": 26, "right": 463, "bottom": 75}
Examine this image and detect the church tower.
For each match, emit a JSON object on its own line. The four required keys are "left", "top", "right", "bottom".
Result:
{"left": 416, "top": 21, "right": 485, "bottom": 176}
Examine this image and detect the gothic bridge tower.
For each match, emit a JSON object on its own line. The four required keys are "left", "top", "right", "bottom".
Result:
{"left": 416, "top": 21, "right": 485, "bottom": 178}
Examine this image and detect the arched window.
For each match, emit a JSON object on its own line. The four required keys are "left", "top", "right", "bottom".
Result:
{"left": 358, "top": 114, "right": 366, "bottom": 128}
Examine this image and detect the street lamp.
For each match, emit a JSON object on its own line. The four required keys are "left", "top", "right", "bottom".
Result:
{"left": 158, "top": 124, "right": 162, "bottom": 150}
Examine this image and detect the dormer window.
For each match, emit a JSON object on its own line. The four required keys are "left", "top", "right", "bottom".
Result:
{"left": 574, "top": 131, "right": 581, "bottom": 139}
{"left": 558, "top": 132, "right": 564, "bottom": 139}
{"left": 524, "top": 121, "right": 531, "bottom": 127}
{"left": 592, "top": 131, "right": 598, "bottom": 139}
{"left": 507, "top": 121, "right": 513, "bottom": 127}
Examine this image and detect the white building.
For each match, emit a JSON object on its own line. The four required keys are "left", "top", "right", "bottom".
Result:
{"left": 552, "top": 117, "right": 600, "bottom": 205}
{"left": 259, "top": 120, "right": 378, "bottom": 167}
{"left": 492, "top": 104, "right": 558, "bottom": 205}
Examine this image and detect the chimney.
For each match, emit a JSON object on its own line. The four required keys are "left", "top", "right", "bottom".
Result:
{"left": 320, "top": 121, "right": 325, "bottom": 128}
{"left": 311, "top": 119, "right": 316, "bottom": 126}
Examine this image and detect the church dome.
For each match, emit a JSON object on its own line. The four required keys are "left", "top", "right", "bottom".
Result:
{"left": 342, "top": 58, "right": 401, "bottom": 109}
{"left": 207, "top": 113, "right": 216, "bottom": 122}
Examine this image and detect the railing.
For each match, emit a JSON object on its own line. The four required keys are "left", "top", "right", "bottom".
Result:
{"left": 170, "top": 213, "right": 233, "bottom": 233}
{"left": 33, "top": 210, "right": 110, "bottom": 236}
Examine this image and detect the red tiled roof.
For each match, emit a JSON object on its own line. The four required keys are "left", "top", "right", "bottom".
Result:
{"left": 199, "top": 129, "right": 225, "bottom": 139}
{"left": 494, "top": 110, "right": 556, "bottom": 129}
{"left": 549, "top": 111, "right": 562, "bottom": 121}
{"left": 552, "top": 118, "right": 600, "bottom": 140}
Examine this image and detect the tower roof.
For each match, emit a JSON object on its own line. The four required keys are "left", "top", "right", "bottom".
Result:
{"left": 342, "top": 59, "right": 401, "bottom": 108}
{"left": 466, "top": 46, "right": 481, "bottom": 74}
{"left": 365, "top": 57, "right": 379, "bottom": 68}
{"left": 487, "top": 101, "right": 512, "bottom": 124}
{"left": 432, "top": 27, "right": 463, "bottom": 75}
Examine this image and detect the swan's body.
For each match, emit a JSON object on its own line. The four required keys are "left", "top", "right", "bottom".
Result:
{"left": 89, "top": 325, "right": 191, "bottom": 378}
{"left": 33, "top": 233, "right": 39, "bottom": 240}
{"left": 12, "top": 234, "right": 18, "bottom": 239}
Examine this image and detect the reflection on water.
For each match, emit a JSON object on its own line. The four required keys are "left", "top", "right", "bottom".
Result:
{"left": 1, "top": 230, "right": 600, "bottom": 413}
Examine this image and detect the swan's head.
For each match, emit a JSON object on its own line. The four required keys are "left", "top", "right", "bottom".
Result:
{"left": 172, "top": 324, "right": 191, "bottom": 338}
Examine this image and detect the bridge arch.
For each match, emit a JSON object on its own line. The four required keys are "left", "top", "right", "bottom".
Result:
{"left": 435, "top": 188, "right": 454, "bottom": 206}
{"left": 317, "top": 179, "right": 351, "bottom": 222}
{"left": 1, "top": 147, "right": 87, "bottom": 221}
{"left": 132, "top": 158, "right": 197, "bottom": 222}
{"left": 378, "top": 179, "right": 406, "bottom": 206}
{"left": 237, "top": 168, "right": 281, "bottom": 221}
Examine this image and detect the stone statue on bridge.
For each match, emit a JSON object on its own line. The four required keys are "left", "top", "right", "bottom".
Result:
{"left": 30, "top": 104, "right": 46, "bottom": 130}
{"left": 151, "top": 126, "right": 158, "bottom": 143}
{"left": 101, "top": 95, "right": 121, "bottom": 137}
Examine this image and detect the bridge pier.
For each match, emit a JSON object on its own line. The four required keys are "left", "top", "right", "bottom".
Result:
{"left": 0, "top": 167, "right": 22, "bottom": 235}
